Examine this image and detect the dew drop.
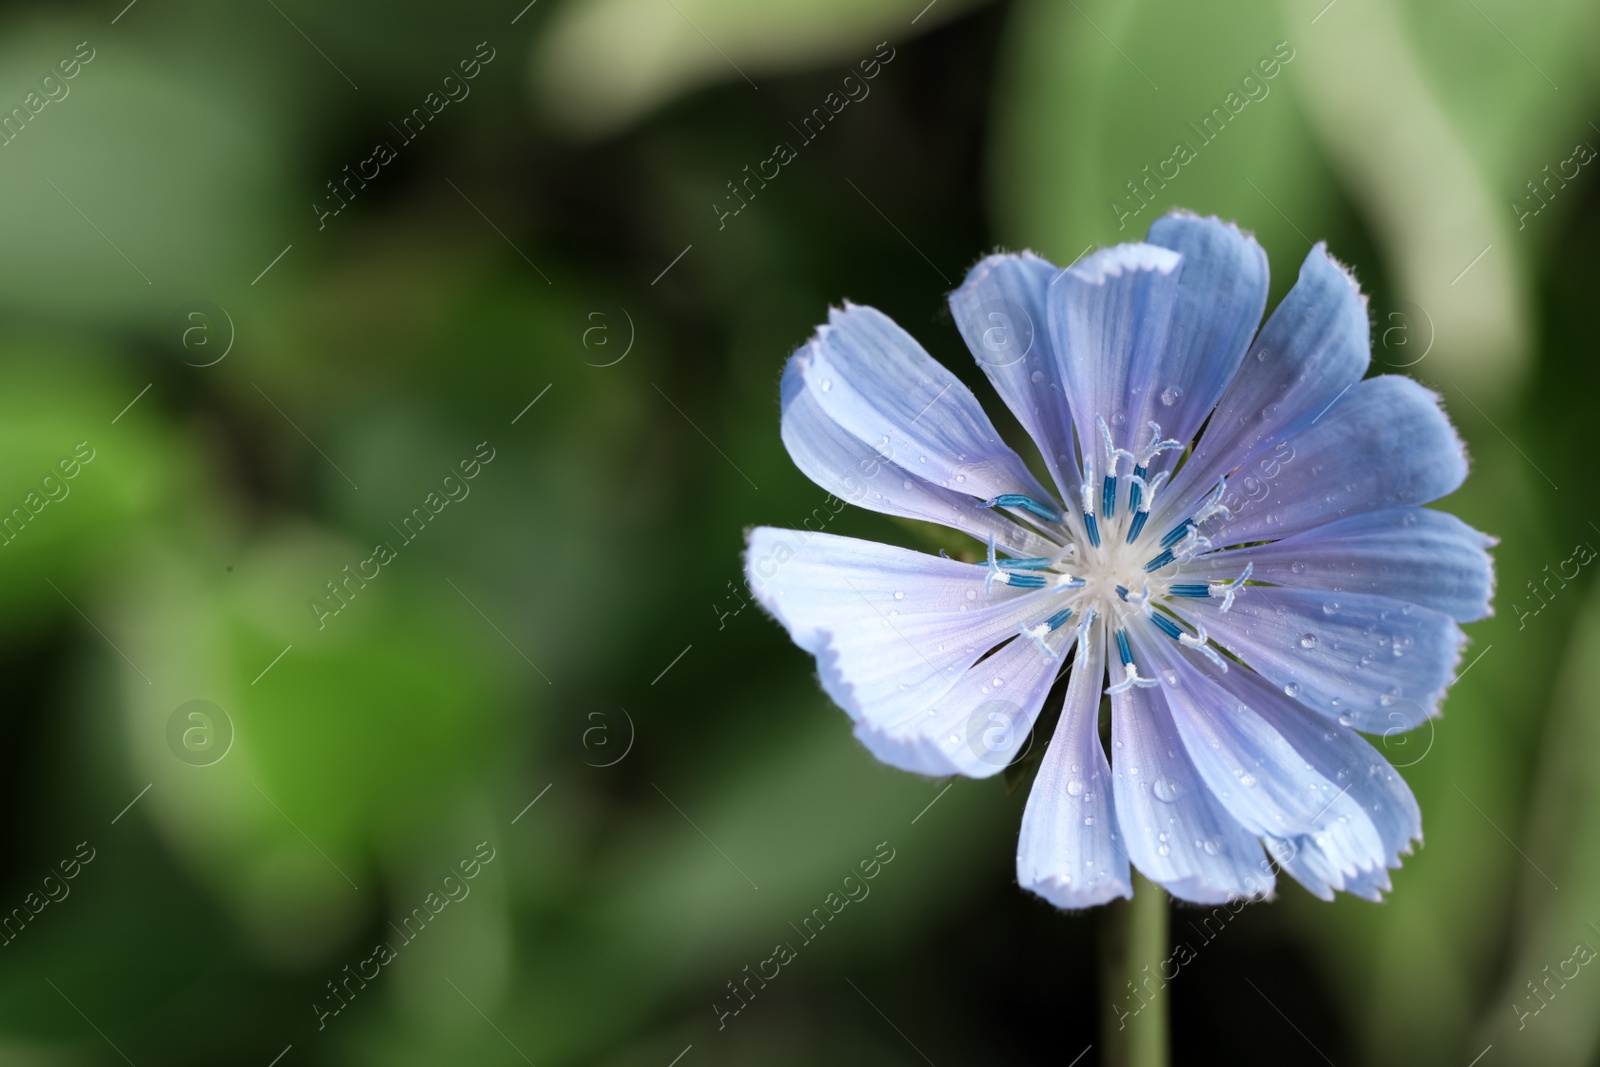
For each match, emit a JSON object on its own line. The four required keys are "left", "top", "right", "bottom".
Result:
{"left": 1337, "top": 714, "right": 1354, "bottom": 727}
{"left": 1201, "top": 837, "right": 1221, "bottom": 856}
{"left": 1300, "top": 634, "right": 1317, "bottom": 649}
{"left": 965, "top": 590, "right": 977, "bottom": 601}
{"left": 894, "top": 590, "right": 905, "bottom": 600}
{"left": 1283, "top": 682, "right": 1300, "bottom": 698}
{"left": 1152, "top": 777, "right": 1181, "bottom": 803}
{"left": 820, "top": 379, "right": 833, "bottom": 392}
{"left": 1067, "top": 778, "right": 1085, "bottom": 797}
{"left": 1031, "top": 370, "right": 1045, "bottom": 383}
{"left": 1157, "top": 843, "right": 1172, "bottom": 856}
{"left": 1322, "top": 601, "right": 1339, "bottom": 615}
{"left": 955, "top": 474, "right": 966, "bottom": 483}
{"left": 1290, "top": 561, "right": 1306, "bottom": 575}
{"left": 1160, "top": 386, "right": 1183, "bottom": 406}
{"left": 1083, "top": 816, "right": 1094, "bottom": 826}
{"left": 1239, "top": 773, "right": 1259, "bottom": 788}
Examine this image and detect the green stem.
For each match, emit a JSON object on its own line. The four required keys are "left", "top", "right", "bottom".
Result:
{"left": 1120, "top": 870, "right": 1171, "bottom": 1067}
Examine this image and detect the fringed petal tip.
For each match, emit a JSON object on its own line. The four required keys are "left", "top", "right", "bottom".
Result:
{"left": 1155, "top": 876, "right": 1276, "bottom": 908}
{"left": 1020, "top": 873, "right": 1134, "bottom": 911}
{"left": 1065, "top": 241, "right": 1182, "bottom": 284}
{"left": 958, "top": 248, "right": 1056, "bottom": 289}
{"left": 1318, "top": 243, "right": 1371, "bottom": 311}
{"left": 1148, "top": 208, "right": 1264, "bottom": 248}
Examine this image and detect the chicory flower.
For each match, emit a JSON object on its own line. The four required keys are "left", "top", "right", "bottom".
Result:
{"left": 745, "top": 213, "right": 1492, "bottom": 907}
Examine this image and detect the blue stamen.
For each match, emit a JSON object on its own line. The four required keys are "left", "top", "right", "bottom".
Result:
{"left": 980, "top": 494, "right": 1062, "bottom": 523}
{"left": 1160, "top": 519, "right": 1194, "bottom": 549}
{"left": 1128, "top": 465, "right": 1147, "bottom": 514}
{"left": 1084, "top": 512, "right": 1101, "bottom": 548}
{"left": 1144, "top": 548, "right": 1176, "bottom": 572}
{"left": 1002, "top": 573, "right": 1048, "bottom": 589}
{"left": 1002, "top": 557, "right": 1054, "bottom": 570}
{"left": 1125, "top": 510, "right": 1150, "bottom": 544}
{"left": 1150, "top": 613, "right": 1184, "bottom": 640}
{"left": 1101, "top": 475, "right": 1116, "bottom": 520}
{"left": 1115, "top": 585, "right": 1130, "bottom": 601}
{"left": 1115, "top": 629, "right": 1134, "bottom": 666}
{"left": 1045, "top": 608, "right": 1074, "bottom": 630}
{"left": 1167, "top": 584, "right": 1210, "bottom": 598}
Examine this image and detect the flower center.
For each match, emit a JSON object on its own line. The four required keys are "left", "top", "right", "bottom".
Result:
{"left": 981, "top": 417, "right": 1251, "bottom": 693}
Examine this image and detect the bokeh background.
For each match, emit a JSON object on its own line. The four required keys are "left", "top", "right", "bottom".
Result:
{"left": 0, "top": 0, "right": 1596, "bottom": 1063}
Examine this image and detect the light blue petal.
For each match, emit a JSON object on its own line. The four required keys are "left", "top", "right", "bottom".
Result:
{"left": 949, "top": 252, "right": 1085, "bottom": 506}
{"left": 1206, "top": 377, "right": 1468, "bottom": 547}
{"left": 1168, "top": 643, "right": 1419, "bottom": 900}
{"left": 1176, "top": 586, "right": 1467, "bottom": 732}
{"left": 1017, "top": 632, "right": 1134, "bottom": 907}
{"left": 744, "top": 528, "right": 1053, "bottom": 776}
{"left": 1047, "top": 243, "right": 1183, "bottom": 456}
{"left": 780, "top": 358, "right": 1060, "bottom": 558}
{"left": 1131, "top": 627, "right": 1383, "bottom": 857}
{"left": 1137, "top": 213, "right": 1269, "bottom": 461}
{"left": 860, "top": 622, "right": 1076, "bottom": 780}
{"left": 795, "top": 304, "right": 1058, "bottom": 506}
{"left": 1110, "top": 654, "right": 1274, "bottom": 904}
{"left": 1198, "top": 508, "right": 1495, "bottom": 623}
{"left": 1155, "top": 244, "right": 1370, "bottom": 532}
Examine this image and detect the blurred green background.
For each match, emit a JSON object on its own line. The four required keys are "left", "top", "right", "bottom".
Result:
{"left": 0, "top": 0, "right": 1595, "bottom": 1063}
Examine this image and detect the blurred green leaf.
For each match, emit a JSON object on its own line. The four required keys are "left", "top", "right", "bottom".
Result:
{"left": 1480, "top": 574, "right": 1600, "bottom": 1063}
{"left": 0, "top": 19, "right": 291, "bottom": 325}
{"left": 0, "top": 337, "right": 181, "bottom": 631}
{"left": 992, "top": 0, "right": 1332, "bottom": 287}
{"left": 111, "top": 524, "right": 517, "bottom": 963}
{"left": 531, "top": 0, "right": 988, "bottom": 136}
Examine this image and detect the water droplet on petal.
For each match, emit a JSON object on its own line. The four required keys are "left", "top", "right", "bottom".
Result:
{"left": 1239, "top": 773, "right": 1259, "bottom": 788}
{"left": 1323, "top": 601, "right": 1339, "bottom": 615}
{"left": 1283, "top": 682, "right": 1300, "bottom": 698}
{"left": 1157, "top": 843, "right": 1172, "bottom": 856}
{"left": 1160, "top": 386, "right": 1182, "bottom": 406}
{"left": 1067, "top": 778, "right": 1085, "bottom": 797}
{"left": 820, "top": 379, "right": 833, "bottom": 392}
{"left": 893, "top": 590, "right": 905, "bottom": 600}
{"left": 1152, "top": 777, "right": 1181, "bottom": 803}
{"left": 1300, "top": 634, "right": 1318, "bottom": 649}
